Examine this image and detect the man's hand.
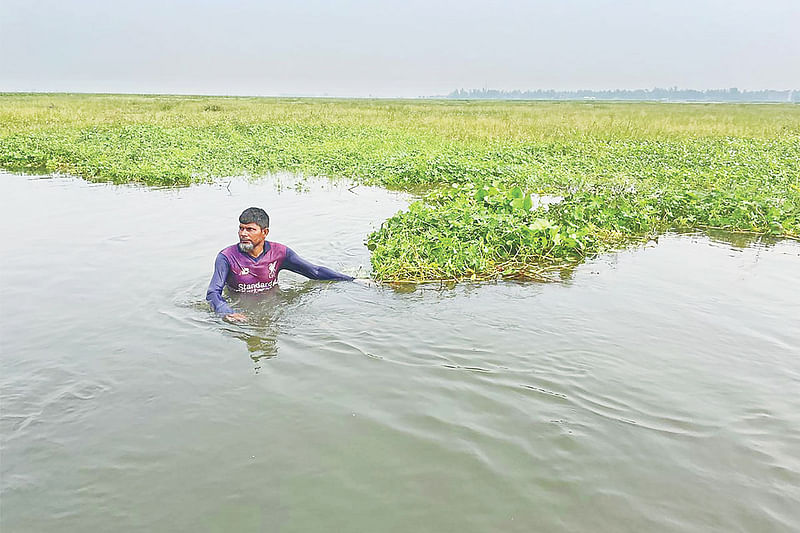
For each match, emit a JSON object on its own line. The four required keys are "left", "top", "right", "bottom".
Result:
{"left": 224, "top": 313, "right": 248, "bottom": 323}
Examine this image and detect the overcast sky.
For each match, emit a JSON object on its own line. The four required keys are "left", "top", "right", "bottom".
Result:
{"left": 1, "top": 0, "right": 798, "bottom": 97}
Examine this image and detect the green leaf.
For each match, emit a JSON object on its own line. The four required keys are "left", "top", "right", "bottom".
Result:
{"left": 529, "top": 218, "right": 554, "bottom": 231}
{"left": 522, "top": 194, "right": 533, "bottom": 211}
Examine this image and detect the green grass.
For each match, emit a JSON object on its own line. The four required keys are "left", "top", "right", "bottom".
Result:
{"left": 2, "top": 93, "right": 799, "bottom": 281}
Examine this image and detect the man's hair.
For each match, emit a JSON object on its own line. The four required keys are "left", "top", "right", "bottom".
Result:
{"left": 239, "top": 207, "right": 270, "bottom": 229}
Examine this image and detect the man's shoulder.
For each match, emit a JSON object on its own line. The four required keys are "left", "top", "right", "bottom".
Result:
{"left": 218, "top": 245, "right": 240, "bottom": 264}
{"left": 267, "top": 241, "right": 289, "bottom": 254}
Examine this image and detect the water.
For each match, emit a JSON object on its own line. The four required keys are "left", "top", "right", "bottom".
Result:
{"left": 1, "top": 173, "right": 799, "bottom": 532}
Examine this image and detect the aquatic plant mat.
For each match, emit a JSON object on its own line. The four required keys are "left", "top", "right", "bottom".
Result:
{"left": 1, "top": 94, "right": 798, "bottom": 281}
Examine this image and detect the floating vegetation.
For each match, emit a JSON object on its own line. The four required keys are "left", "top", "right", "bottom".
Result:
{"left": 1, "top": 94, "right": 798, "bottom": 281}
{"left": 368, "top": 181, "right": 799, "bottom": 281}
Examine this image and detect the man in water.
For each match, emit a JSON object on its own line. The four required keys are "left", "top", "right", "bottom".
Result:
{"left": 207, "top": 207, "right": 354, "bottom": 321}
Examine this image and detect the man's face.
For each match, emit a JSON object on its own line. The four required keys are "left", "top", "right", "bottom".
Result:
{"left": 238, "top": 222, "right": 268, "bottom": 252}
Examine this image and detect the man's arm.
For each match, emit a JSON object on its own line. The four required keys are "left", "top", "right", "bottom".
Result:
{"left": 282, "top": 247, "right": 354, "bottom": 281}
{"left": 206, "top": 253, "right": 236, "bottom": 315}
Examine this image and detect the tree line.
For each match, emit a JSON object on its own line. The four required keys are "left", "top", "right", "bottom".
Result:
{"left": 445, "top": 88, "right": 798, "bottom": 102}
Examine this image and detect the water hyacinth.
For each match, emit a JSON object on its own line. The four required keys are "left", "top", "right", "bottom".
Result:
{"left": 1, "top": 94, "right": 798, "bottom": 281}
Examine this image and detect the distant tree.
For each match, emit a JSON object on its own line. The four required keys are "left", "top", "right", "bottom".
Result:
{"left": 443, "top": 87, "right": 797, "bottom": 103}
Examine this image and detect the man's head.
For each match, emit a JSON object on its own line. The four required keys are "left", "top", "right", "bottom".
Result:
{"left": 238, "top": 207, "right": 270, "bottom": 253}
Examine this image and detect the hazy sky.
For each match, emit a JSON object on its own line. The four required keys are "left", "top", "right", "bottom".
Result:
{"left": 2, "top": 0, "right": 798, "bottom": 97}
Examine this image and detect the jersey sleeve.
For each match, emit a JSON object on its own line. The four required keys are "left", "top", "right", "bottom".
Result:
{"left": 281, "top": 247, "right": 354, "bottom": 281}
{"left": 206, "top": 253, "right": 235, "bottom": 315}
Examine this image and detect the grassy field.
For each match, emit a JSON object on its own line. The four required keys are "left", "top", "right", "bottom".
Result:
{"left": 2, "top": 93, "right": 799, "bottom": 280}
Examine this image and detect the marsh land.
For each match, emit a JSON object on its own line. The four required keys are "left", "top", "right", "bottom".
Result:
{"left": 1, "top": 94, "right": 798, "bottom": 281}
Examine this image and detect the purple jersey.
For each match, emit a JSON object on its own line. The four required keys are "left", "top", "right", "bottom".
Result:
{"left": 206, "top": 241, "right": 354, "bottom": 315}
{"left": 220, "top": 242, "right": 287, "bottom": 293}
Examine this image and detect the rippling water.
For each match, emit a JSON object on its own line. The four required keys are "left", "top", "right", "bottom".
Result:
{"left": 2, "top": 173, "right": 799, "bottom": 532}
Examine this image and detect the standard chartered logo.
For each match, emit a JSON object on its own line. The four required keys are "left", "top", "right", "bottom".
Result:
{"left": 237, "top": 280, "right": 277, "bottom": 293}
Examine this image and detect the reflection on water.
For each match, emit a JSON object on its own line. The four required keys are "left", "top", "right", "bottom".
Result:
{"left": 220, "top": 286, "right": 323, "bottom": 370}
{"left": 223, "top": 320, "right": 280, "bottom": 370}
{"left": 701, "top": 227, "right": 789, "bottom": 249}
{"left": 2, "top": 173, "right": 800, "bottom": 533}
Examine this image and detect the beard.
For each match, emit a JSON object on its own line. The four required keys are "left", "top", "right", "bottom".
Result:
{"left": 238, "top": 241, "right": 255, "bottom": 253}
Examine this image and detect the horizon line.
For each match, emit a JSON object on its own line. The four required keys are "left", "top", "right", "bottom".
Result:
{"left": 1, "top": 87, "right": 798, "bottom": 101}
